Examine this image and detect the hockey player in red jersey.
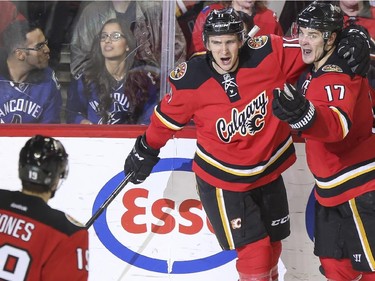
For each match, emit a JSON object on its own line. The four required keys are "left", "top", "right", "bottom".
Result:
{"left": 272, "top": 2, "right": 375, "bottom": 281}
{"left": 124, "top": 7, "right": 371, "bottom": 281}
{"left": 0, "top": 135, "right": 89, "bottom": 281}
{"left": 189, "top": 0, "right": 283, "bottom": 59}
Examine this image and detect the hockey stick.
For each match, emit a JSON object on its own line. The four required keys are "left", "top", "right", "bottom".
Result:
{"left": 85, "top": 171, "right": 134, "bottom": 228}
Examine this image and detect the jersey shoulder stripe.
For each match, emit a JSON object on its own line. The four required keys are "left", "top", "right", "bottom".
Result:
{"left": 155, "top": 103, "right": 186, "bottom": 130}
{"left": 282, "top": 36, "right": 300, "bottom": 48}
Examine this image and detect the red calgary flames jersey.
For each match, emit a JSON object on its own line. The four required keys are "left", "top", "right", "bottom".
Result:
{"left": 299, "top": 52, "right": 375, "bottom": 207}
{"left": 146, "top": 34, "right": 306, "bottom": 191}
{"left": 0, "top": 190, "right": 89, "bottom": 281}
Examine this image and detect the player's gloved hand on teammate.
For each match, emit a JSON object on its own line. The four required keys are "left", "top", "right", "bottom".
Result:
{"left": 338, "top": 24, "right": 372, "bottom": 77}
{"left": 124, "top": 134, "right": 160, "bottom": 184}
{"left": 272, "top": 83, "right": 316, "bottom": 131}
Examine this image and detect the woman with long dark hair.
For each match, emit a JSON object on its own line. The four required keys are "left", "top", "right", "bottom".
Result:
{"left": 66, "top": 18, "right": 158, "bottom": 124}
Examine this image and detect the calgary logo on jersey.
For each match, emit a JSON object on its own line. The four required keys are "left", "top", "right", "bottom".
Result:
{"left": 216, "top": 91, "right": 268, "bottom": 142}
{"left": 170, "top": 62, "right": 187, "bottom": 80}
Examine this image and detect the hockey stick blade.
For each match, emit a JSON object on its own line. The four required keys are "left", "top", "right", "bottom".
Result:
{"left": 85, "top": 171, "right": 134, "bottom": 228}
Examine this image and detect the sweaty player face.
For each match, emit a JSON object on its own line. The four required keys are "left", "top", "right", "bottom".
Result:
{"left": 206, "top": 34, "right": 242, "bottom": 74}
{"left": 298, "top": 27, "right": 327, "bottom": 67}
{"left": 298, "top": 27, "right": 337, "bottom": 69}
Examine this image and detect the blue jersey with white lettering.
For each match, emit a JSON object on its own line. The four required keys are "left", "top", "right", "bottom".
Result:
{"left": 66, "top": 74, "right": 158, "bottom": 125}
{"left": 0, "top": 68, "right": 62, "bottom": 123}
{"left": 66, "top": 77, "right": 131, "bottom": 124}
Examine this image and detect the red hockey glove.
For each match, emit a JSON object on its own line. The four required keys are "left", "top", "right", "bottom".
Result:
{"left": 272, "top": 83, "right": 316, "bottom": 131}
{"left": 124, "top": 134, "right": 160, "bottom": 184}
{"left": 338, "top": 24, "right": 372, "bottom": 77}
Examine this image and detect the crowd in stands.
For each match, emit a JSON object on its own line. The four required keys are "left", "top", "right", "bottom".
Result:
{"left": 0, "top": 0, "right": 373, "bottom": 125}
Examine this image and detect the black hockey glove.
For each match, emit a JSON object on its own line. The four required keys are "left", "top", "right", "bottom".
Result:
{"left": 124, "top": 134, "right": 160, "bottom": 184}
{"left": 338, "top": 24, "right": 372, "bottom": 77}
{"left": 272, "top": 83, "right": 316, "bottom": 131}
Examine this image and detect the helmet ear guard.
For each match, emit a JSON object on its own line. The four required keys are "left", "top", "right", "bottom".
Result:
{"left": 203, "top": 7, "right": 245, "bottom": 46}
{"left": 19, "top": 135, "right": 68, "bottom": 189}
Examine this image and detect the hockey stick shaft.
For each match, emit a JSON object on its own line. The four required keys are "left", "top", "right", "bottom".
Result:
{"left": 85, "top": 171, "right": 134, "bottom": 228}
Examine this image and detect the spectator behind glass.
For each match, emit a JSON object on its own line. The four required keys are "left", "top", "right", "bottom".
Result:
{"left": 337, "top": 0, "right": 375, "bottom": 90}
{"left": 176, "top": 1, "right": 206, "bottom": 59}
{"left": 0, "top": 1, "right": 26, "bottom": 39}
{"left": 278, "top": 1, "right": 313, "bottom": 36}
{"left": 13, "top": 1, "right": 81, "bottom": 69}
{"left": 189, "top": 0, "right": 283, "bottom": 58}
{"left": 70, "top": 0, "right": 187, "bottom": 80}
{"left": 338, "top": 0, "right": 375, "bottom": 37}
{"left": 0, "top": 135, "right": 89, "bottom": 281}
{"left": 0, "top": 20, "right": 62, "bottom": 123}
{"left": 66, "top": 18, "right": 158, "bottom": 125}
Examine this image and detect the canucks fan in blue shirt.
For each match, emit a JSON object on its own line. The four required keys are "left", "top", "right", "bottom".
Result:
{"left": 65, "top": 18, "right": 158, "bottom": 125}
{"left": 0, "top": 20, "right": 62, "bottom": 123}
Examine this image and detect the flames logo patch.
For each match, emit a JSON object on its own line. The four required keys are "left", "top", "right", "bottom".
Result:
{"left": 322, "top": 64, "right": 343, "bottom": 73}
{"left": 247, "top": 35, "right": 268, "bottom": 49}
{"left": 170, "top": 62, "right": 187, "bottom": 80}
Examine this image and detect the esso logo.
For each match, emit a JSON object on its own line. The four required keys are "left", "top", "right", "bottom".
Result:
{"left": 120, "top": 188, "right": 214, "bottom": 235}
{"left": 92, "top": 158, "right": 236, "bottom": 274}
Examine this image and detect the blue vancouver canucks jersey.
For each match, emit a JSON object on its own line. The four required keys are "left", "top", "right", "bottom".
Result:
{"left": 0, "top": 66, "right": 62, "bottom": 123}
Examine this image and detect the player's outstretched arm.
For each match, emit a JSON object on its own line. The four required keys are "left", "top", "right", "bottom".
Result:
{"left": 338, "top": 24, "right": 372, "bottom": 77}
{"left": 272, "top": 83, "right": 316, "bottom": 131}
{"left": 124, "top": 134, "right": 160, "bottom": 184}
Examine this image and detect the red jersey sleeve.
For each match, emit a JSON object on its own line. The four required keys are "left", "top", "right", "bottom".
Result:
{"left": 300, "top": 74, "right": 369, "bottom": 142}
{"left": 270, "top": 34, "right": 306, "bottom": 84}
{"left": 146, "top": 82, "right": 197, "bottom": 149}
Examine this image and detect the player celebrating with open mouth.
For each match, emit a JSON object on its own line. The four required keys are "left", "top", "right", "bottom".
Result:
{"left": 124, "top": 7, "right": 371, "bottom": 281}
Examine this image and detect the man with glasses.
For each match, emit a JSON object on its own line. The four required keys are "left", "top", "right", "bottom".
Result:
{"left": 0, "top": 20, "right": 62, "bottom": 123}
